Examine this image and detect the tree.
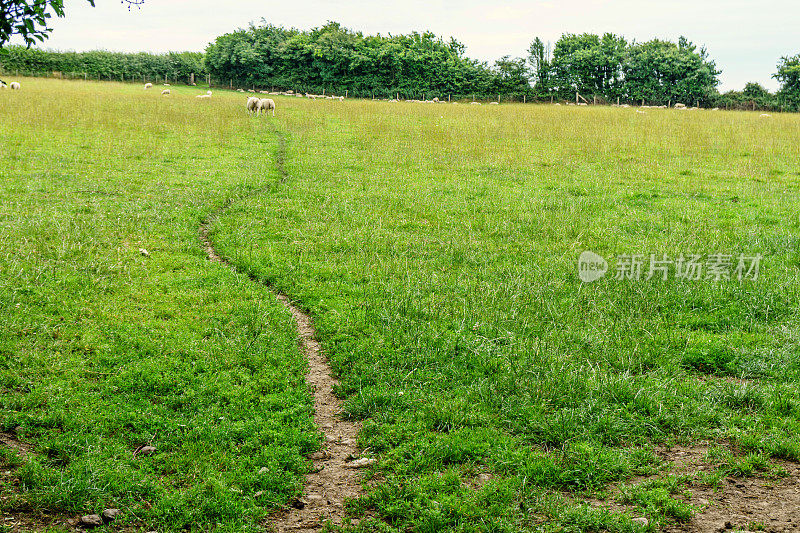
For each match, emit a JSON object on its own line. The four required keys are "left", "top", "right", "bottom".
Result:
{"left": 527, "top": 37, "right": 552, "bottom": 96}
{"left": 549, "top": 33, "right": 627, "bottom": 100}
{"left": 623, "top": 37, "right": 719, "bottom": 105}
{"left": 491, "top": 56, "right": 530, "bottom": 96}
{"left": 0, "top": 0, "right": 144, "bottom": 47}
{"left": 774, "top": 54, "right": 800, "bottom": 111}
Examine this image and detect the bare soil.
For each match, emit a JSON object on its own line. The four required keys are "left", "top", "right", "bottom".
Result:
{"left": 587, "top": 444, "right": 800, "bottom": 532}
{"left": 199, "top": 128, "right": 366, "bottom": 532}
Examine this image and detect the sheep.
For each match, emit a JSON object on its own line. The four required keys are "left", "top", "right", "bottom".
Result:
{"left": 10, "top": 82, "right": 21, "bottom": 90}
{"left": 161, "top": 89, "right": 170, "bottom": 96}
{"left": 674, "top": 103, "right": 686, "bottom": 109}
{"left": 196, "top": 94, "right": 211, "bottom": 99}
{"left": 470, "top": 102, "right": 481, "bottom": 106}
{"left": 257, "top": 98, "right": 276, "bottom": 117}
{"left": 144, "top": 83, "right": 153, "bottom": 89}
{"left": 163, "top": 83, "right": 171, "bottom": 86}
{"left": 760, "top": 113, "right": 772, "bottom": 117}
{"left": 207, "top": 90, "right": 212, "bottom": 96}
{"left": 432, "top": 97, "right": 439, "bottom": 103}
{"left": 246, "top": 96, "right": 259, "bottom": 114}
{"left": 237, "top": 89, "right": 245, "bottom": 93}
{"left": 490, "top": 102, "right": 499, "bottom": 105}
{"left": 248, "top": 89, "right": 255, "bottom": 93}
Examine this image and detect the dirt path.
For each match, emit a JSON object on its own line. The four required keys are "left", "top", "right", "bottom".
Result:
{"left": 199, "top": 127, "right": 365, "bottom": 531}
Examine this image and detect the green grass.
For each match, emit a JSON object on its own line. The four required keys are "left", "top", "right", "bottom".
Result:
{"left": 0, "top": 78, "right": 318, "bottom": 531}
{"left": 2, "top": 77, "right": 800, "bottom": 531}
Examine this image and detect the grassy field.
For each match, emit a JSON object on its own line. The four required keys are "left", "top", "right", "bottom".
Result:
{"left": 2, "top": 78, "right": 800, "bottom": 532}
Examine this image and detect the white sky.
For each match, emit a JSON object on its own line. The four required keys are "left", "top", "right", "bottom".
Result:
{"left": 13, "top": 0, "right": 800, "bottom": 91}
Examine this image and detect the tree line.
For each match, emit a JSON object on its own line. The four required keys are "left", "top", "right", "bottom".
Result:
{"left": 0, "top": 46, "right": 205, "bottom": 83}
{"left": 2, "top": 20, "right": 799, "bottom": 110}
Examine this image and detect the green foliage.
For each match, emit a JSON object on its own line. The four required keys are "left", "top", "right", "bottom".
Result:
{"left": 0, "top": 46, "right": 205, "bottom": 82}
{"left": 205, "top": 21, "right": 510, "bottom": 99}
{"left": 529, "top": 34, "right": 720, "bottom": 105}
{"left": 774, "top": 54, "right": 800, "bottom": 110}
{"left": 550, "top": 33, "right": 628, "bottom": 100}
{"left": 712, "top": 82, "right": 780, "bottom": 111}
{"left": 0, "top": 1, "right": 91, "bottom": 47}
{"left": 624, "top": 37, "right": 720, "bottom": 105}
{"left": 0, "top": 1, "right": 144, "bottom": 48}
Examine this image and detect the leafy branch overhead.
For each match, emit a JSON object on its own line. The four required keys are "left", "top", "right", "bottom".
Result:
{"left": 0, "top": 0, "right": 145, "bottom": 47}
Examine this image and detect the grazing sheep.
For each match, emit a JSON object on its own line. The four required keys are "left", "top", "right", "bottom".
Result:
{"left": 674, "top": 103, "right": 686, "bottom": 109}
{"left": 248, "top": 89, "right": 255, "bottom": 93}
{"left": 432, "top": 97, "right": 439, "bottom": 103}
{"left": 207, "top": 90, "right": 212, "bottom": 96}
{"left": 237, "top": 89, "right": 245, "bottom": 92}
{"left": 163, "top": 83, "right": 171, "bottom": 86}
{"left": 470, "top": 102, "right": 481, "bottom": 106}
{"left": 10, "top": 82, "right": 21, "bottom": 90}
{"left": 196, "top": 94, "right": 211, "bottom": 99}
{"left": 161, "top": 89, "right": 170, "bottom": 96}
{"left": 760, "top": 113, "right": 772, "bottom": 117}
{"left": 246, "top": 96, "right": 259, "bottom": 114}
{"left": 257, "top": 98, "right": 276, "bottom": 117}
{"left": 490, "top": 102, "right": 499, "bottom": 105}
{"left": 712, "top": 107, "right": 720, "bottom": 111}
{"left": 144, "top": 83, "right": 153, "bottom": 89}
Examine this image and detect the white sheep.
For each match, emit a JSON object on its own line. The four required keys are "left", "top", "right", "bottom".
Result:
{"left": 144, "top": 83, "right": 153, "bottom": 90}
{"left": 246, "top": 96, "right": 259, "bottom": 114}
{"left": 163, "top": 83, "right": 171, "bottom": 86}
{"left": 257, "top": 98, "right": 276, "bottom": 117}
{"left": 196, "top": 94, "right": 211, "bottom": 99}
{"left": 432, "top": 97, "right": 439, "bottom": 103}
{"left": 490, "top": 102, "right": 499, "bottom": 105}
{"left": 10, "top": 82, "right": 21, "bottom": 90}
{"left": 161, "top": 89, "right": 170, "bottom": 96}
{"left": 674, "top": 103, "right": 686, "bottom": 109}
{"left": 470, "top": 102, "right": 481, "bottom": 106}
{"left": 760, "top": 113, "right": 772, "bottom": 118}
{"left": 207, "top": 90, "right": 212, "bottom": 96}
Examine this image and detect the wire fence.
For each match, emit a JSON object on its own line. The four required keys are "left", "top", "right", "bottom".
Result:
{"left": 1, "top": 69, "right": 790, "bottom": 111}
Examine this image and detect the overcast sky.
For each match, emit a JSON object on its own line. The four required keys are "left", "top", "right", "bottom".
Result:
{"left": 15, "top": 0, "right": 800, "bottom": 91}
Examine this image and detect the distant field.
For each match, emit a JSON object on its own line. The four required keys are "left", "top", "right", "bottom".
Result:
{"left": 2, "top": 78, "right": 800, "bottom": 532}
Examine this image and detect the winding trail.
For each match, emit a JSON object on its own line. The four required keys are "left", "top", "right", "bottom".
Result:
{"left": 199, "top": 126, "right": 364, "bottom": 531}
